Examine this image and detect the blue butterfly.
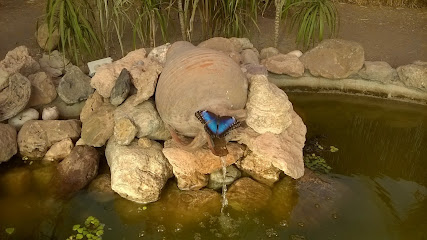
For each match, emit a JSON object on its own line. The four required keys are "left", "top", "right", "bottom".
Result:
{"left": 195, "top": 110, "right": 240, "bottom": 138}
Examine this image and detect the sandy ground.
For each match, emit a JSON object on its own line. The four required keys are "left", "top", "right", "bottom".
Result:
{"left": 0, "top": 0, "right": 426, "bottom": 67}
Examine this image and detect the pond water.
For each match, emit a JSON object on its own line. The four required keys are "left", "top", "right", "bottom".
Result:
{"left": 0, "top": 93, "right": 426, "bottom": 240}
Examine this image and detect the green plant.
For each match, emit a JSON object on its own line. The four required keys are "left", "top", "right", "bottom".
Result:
{"left": 133, "top": 0, "right": 171, "bottom": 48}
{"left": 304, "top": 153, "right": 332, "bottom": 174}
{"left": 67, "top": 216, "right": 105, "bottom": 240}
{"left": 216, "top": 0, "right": 259, "bottom": 38}
{"left": 46, "top": 0, "right": 102, "bottom": 64}
{"left": 289, "top": 0, "right": 338, "bottom": 49}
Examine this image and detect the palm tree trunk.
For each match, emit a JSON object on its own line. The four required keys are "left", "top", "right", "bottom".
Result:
{"left": 274, "top": 0, "right": 285, "bottom": 48}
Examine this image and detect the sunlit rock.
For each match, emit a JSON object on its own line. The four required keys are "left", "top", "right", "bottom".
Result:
{"left": 301, "top": 39, "right": 364, "bottom": 79}
{"left": 245, "top": 74, "right": 292, "bottom": 134}
{"left": 148, "top": 43, "right": 171, "bottom": 66}
{"left": 42, "top": 138, "right": 74, "bottom": 162}
{"left": 0, "top": 123, "right": 17, "bottom": 163}
{"left": 106, "top": 137, "right": 173, "bottom": 204}
{"left": 236, "top": 150, "right": 281, "bottom": 186}
{"left": 113, "top": 117, "right": 137, "bottom": 146}
{"left": 8, "top": 108, "right": 39, "bottom": 130}
{"left": 162, "top": 138, "right": 244, "bottom": 190}
{"left": 17, "top": 120, "right": 81, "bottom": 160}
{"left": 227, "top": 177, "right": 272, "bottom": 212}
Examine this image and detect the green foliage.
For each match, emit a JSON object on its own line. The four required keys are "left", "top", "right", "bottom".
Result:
{"left": 67, "top": 216, "right": 105, "bottom": 240}
{"left": 46, "top": 0, "right": 102, "bottom": 64}
{"left": 289, "top": 0, "right": 338, "bottom": 49}
{"left": 330, "top": 145, "right": 339, "bottom": 153}
{"left": 304, "top": 153, "right": 332, "bottom": 174}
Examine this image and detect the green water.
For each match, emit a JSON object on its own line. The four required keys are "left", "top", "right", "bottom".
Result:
{"left": 0, "top": 93, "right": 426, "bottom": 240}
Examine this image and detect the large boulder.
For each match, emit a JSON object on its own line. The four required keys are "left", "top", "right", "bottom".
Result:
{"left": 261, "top": 53, "right": 304, "bottom": 77}
{"left": 57, "top": 65, "right": 94, "bottom": 104}
{"left": 162, "top": 139, "right": 244, "bottom": 190}
{"left": 81, "top": 104, "right": 115, "bottom": 147}
{"left": 227, "top": 177, "right": 272, "bottom": 212}
{"left": 358, "top": 61, "right": 398, "bottom": 83}
{"left": 27, "top": 72, "right": 57, "bottom": 107}
{"left": 36, "top": 23, "right": 60, "bottom": 51}
{"left": 0, "top": 73, "right": 32, "bottom": 121}
{"left": 397, "top": 61, "right": 427, "bottom": 90}
{"left": 301, "top": 39, "right": 365, "bottom": 79}
{"left": 0, "top": 46, "right": 40, "bottom": 76}
{"left": 0, "top": 123, "right": 17, "bottom": 163}
{"left": 114, "top": 96, "right": 170, "bottom": 140}
{"left": 17, "top": 120, "right": 81, "bottom": 159}
{"left": 245, "top": 75, "right": 292, "bottom": 134}
{"left": 105, "top": 137, "right": 173, "bottom": 203}
{"left": 53, "top": 145, "right": 99, "bottom": 197}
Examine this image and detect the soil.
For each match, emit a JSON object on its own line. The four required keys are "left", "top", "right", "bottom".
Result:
{"left": 0, "top": 0, "right": 426, "bottom": 67}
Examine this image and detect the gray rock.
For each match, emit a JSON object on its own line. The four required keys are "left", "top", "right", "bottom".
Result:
{"left": 301, "top": 39, "right": 365, "bottom": 79}
{"left": 54, "top": 145, "right": 99, "bottom": 197}
{"left": 397, "top": 61, "right": 427, "bottom": 90}
{"left": 39, "top": 51, "right": 70, "bottom": 78}
{"left": 260, "top": 47, "right": 280, "bottom": 60}
{"left": 106, "top": 137, "right": 173, "bottom": 203}
{"left": 114, "top": 96, "right": 170, "bottom": 140}
{"left": 207, "top": 165, "right": 241, "bottom": 190}
{"left": 8, "top": 108, "right": 39, "bottom": 130}
{"left": 42, "top": 106, "right": 59, "bottom": 120}
{"left": 57, "top": 65, "right": 94, "bottom": 104}
{"left": 358, "top": 61, "right": 398, "bottom": 83}
{"left": 113, "top": 118, "right": 137, "bottom": 145}
{"left": 0, "top": 123, "right": 17, "bottom": 163}
{"left": 0, "top": 73, "right": 32, "bottom": 121}
{"left": 261, "top": 53, "right": 304, "bottom": 77}
{"left": 241, "top": 49, "right": 260, "bottom": 65}
{"left": 27, "top": 72, "right": 57, "bottom": 107}
{"left": 0, "top": 46, "right": 40, "bottom": 76}
{"left": 81, "top": 104, "right": 115, "bottom": 147}
{"left": 110, "top": 68, "right": 131, "bottom": 106}
{"left": 17, "top": 120, "right": 81, "bottom": 159}
{"left": 36, "top": 23, "right": 60, "bottom": 51}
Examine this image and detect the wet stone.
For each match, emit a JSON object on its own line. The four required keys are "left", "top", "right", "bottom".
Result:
{"left": 110, "top": 68, "right": 131, "bottom": 106}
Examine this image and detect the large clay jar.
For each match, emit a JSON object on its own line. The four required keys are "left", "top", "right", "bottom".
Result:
{"left": 155, "top": 41, "right": 248, "bottom": 137}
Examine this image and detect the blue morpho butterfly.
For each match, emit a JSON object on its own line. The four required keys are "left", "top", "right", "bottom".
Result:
{"left": 195, "top": 110, "right": 240, "bottom": 138}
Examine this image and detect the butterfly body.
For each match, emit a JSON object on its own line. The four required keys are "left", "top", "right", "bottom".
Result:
{"left": 195, "top": 110, "right": 240, "bottom": 138}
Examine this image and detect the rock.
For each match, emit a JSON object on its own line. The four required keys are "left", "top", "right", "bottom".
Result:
{"left": 229, "top": 37, "right": 253, "bottom": 52}
{"left": 268, "top": 177, "right": 297, "bottom": 221}
{"left": 148, "top": 43, "right": 171, "bottom": 66}
{"left": 91, "top": 49, "right": 147, "bottom": 98}
{"left": 54, "top": 145, "right": 99, "bottom": 197}
{"left": 36, "top": 23, "right": 60, "bottom": 51}
{"left": 241, "top": 63, "right": 268, "bottom": 78}
{"left": 246, "top": 75, "right": 292, "bottom": 134}
{"left": 42, "top": 138, "right": 74, "bottom": 161}
{"left": 262, "top": 53, "right": 304, "bottom": 77}
{"left": 17, "top": 120, "right": 81, "bottom": 159}
{"left": 358, "top": 61, "right": 398, "bottom": 83}
{"left": 227, "top": 177, "right": 272, "bottom": 212}
{"left": 207, "top": 164, "right": 241, "bottom": 190}
{"left": 88, "top": 173, "right": 116, "bottom": 202}
{"left": 0, "top": 123, "right": 17, "bottom": 163}
{"left": 105, "top": 137, "right": 173, "bottom": 203}
{"left": 57, "top": 65, "right": 94, "bottom": 104}
{"left": 114, "top": 97, "right": 170, "bottom": 140}
{"left": 237, "top": 110, "right": 306, "bottom": 179}
{"left": 0, "top": 167, "right": 32, "bottom": 196}
{"left": 0, "top": 73, "right": 32, "bottom": 121}
{"left": 39, "top": 51, "right": 70, "bottom": 78}
{"left": 397, "top": 61, "right": 427, "bottom": 89}
{"left": 42, "top": 106, "right": 59, "bottom": 120}
{"left": 237, "top": 151, "right": 281, "bottom": 186}
{"left": 113, "top": 118, "right": 137, "bottom": 145}
{"left": 129, "top": 58, "right": 162, "bottom": 105}
{"left": 301, "top": 39, "right": 365, "bottom": 79}
{"left": 75, "top": 138, "right": 86, "bottom": 146}
{"left": 110, "top": 68, "right": 131, "bottom": 106}
{"left": 43, "top": 96, "right": 86, "bottom": 119}
{"left": 8, "top": 108, "right": 39, "bottom": 130}
{"left": 0, "top": 68, "right": 9, "bottom": 91}
{"left": 162, "top": 139, "right": 244, "bottom": 190}
{"left": 0, "top": 46, "right": 40, "bottom": 76}
{"left": 287, "top": 50, "right": 303, "bottom": 58}
{"left": 80, "top": 91, "right": 105, "bottom": 122}
{"left": 27, "top": 72, "right": 57, "bottom": 107}
{"left": 81, "top": 104, "right": 115, "bottom": 147}
{"left": 241, "top": 49, "right": 260, "bottom": 65}
{"left": 198, "top": 37, "right": 242, "bottom": 64}
{"left": 260, "top": 47, "right": 279, "bottom": 60}
{"left": 31, "top": 165, "right": 56, "bottom": 192}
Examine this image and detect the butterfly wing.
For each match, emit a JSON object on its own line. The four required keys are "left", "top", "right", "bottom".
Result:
{"left": 217, "top": 116, "right": 240, "bottom": 138}
{"left": 196, "top": 110, "right": 219, "bottom": 137}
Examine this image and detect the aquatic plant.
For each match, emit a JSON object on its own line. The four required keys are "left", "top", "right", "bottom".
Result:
{"left": 304, "top": 153, "right": 332, "bottom": 173}
{"left": 66, "top": 216, "right": 105, "bottom": 240}
{"left": 5, "top": 228, "right": 14, "bottom": 235}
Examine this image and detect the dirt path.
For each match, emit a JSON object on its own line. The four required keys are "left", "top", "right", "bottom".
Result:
{"left": 0, "top": 1, "right": 426, "bottom": 67}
